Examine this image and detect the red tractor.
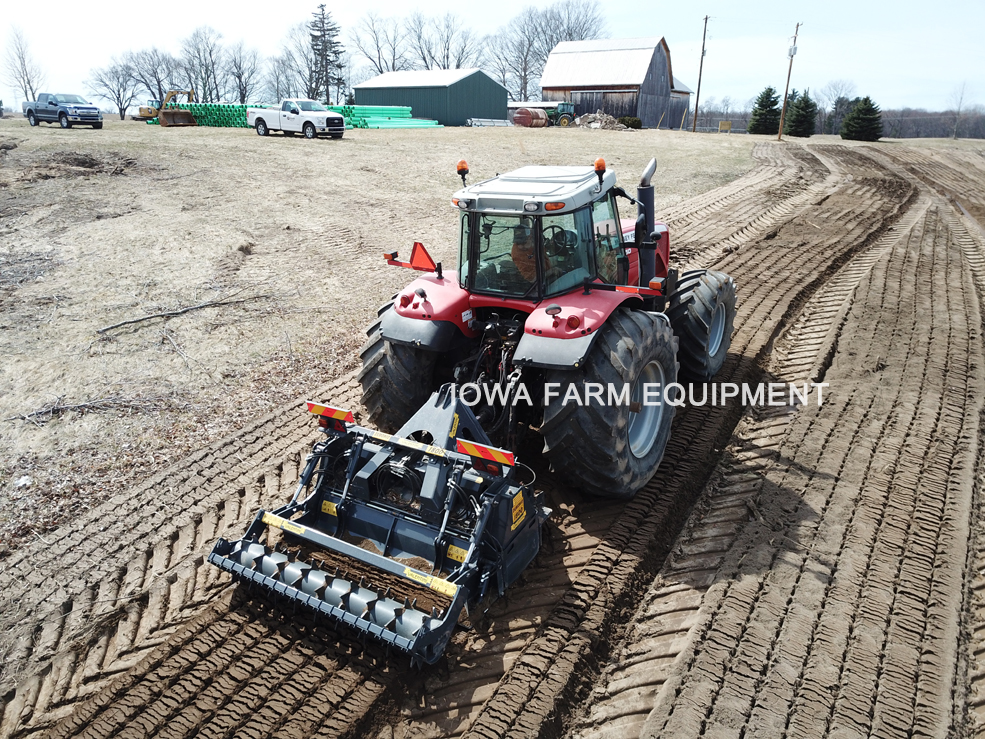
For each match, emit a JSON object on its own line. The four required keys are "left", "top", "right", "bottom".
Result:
{"left": 208, "top": 158, "right": 737, "bottom": 664}
{"left": 360, "top": 158, "right": 736, "bottom": 499}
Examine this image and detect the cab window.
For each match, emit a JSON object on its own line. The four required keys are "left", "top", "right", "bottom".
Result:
{"left": 592, "top": 195, "right": 623, "bottom": 284}
{"left": 543, "top": 208, "right": 594, "bottom": 296}
{"left": 471, "top": 214, "right": 541, "bottom": 298}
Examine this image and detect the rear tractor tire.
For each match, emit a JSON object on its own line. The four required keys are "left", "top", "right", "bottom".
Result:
{"left": 358, "top": 306, "right": 438, "bottom": 433}
{"left": 541, "top": 308, "right": 679, "bottom": 499}
{"left": 667, "top": 269, "right": 736, "bottom": 382}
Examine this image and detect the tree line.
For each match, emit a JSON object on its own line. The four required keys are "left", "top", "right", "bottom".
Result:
{"left": 694, "top": 79, "right": 984, "bottom": 140}
{"left": 3, "top": 0, "right": 603, "bottom": 119}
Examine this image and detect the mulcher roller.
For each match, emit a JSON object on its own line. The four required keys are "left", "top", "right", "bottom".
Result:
{"left": 209, "top": 384, "right": 547, "bottom": 664}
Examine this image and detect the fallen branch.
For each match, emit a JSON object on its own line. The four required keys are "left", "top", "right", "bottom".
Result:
{"left": 4, "top": 395, "right": 173, "bottom": 424}
{"left": 97, "top": 294, "right": 270, "bottom": 334}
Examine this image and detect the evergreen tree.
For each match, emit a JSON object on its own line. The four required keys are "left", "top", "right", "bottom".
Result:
{"left": 840, "top": 96, "right": 883, "bottom": 141}
{"left": 309, "top": 4, "right": 343, "bottom": 103}
{"left": 748, "top": 86, "right": 781, "bottom": 135}
{"left": 784, "top": 88, "right": 818, "bottom": 138}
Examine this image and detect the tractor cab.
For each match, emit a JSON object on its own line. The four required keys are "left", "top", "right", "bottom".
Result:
{"left": 453, "top": 161, "right": 632, "bottom": 300}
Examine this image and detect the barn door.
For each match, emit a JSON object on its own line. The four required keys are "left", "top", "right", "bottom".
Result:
{"left": 571, "top": 91, "right": 604, "bottom": 116}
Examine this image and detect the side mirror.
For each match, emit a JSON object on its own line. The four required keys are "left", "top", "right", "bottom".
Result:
{"left": 49, "top": 100, "right": 57, "bottom": 106}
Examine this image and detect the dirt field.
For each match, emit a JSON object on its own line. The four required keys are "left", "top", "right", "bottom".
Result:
{"left": 1, "top": 118, "right": 984, "bottom": 739}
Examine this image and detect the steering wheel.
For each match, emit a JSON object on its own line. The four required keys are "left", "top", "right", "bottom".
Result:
{"left": 544, "top": 225, "right": 578, "bottom": 256}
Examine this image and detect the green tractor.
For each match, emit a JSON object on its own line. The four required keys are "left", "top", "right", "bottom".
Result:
{"left": 547, "top": 101, "right": 575, "bottom": 127}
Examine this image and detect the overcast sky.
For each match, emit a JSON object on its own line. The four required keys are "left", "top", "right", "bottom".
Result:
{"left": 2, "top": 0, "right": 982, "bottom": 112}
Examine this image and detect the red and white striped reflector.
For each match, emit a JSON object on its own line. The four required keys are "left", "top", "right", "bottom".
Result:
{"left": 455, "top": 439, "right": 515, "bottom": 467}
{"left": 305, "top": 402, "right": 354, "bottom": 423}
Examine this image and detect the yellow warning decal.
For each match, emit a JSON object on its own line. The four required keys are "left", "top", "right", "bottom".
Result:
{"left": 369, "top": 430, "right": 446, "bottom": 458}
{"left": 321, "top": 500, "right": 337, "bottom": 516}
{"left": 262, "top": 512, "right": 306, "bottom": 536}
{"left": 511, "top": 491, "right": 526, "bottom": 531}
{"left": 447, "top": 544, "right": 468, "bottom": 563}
{"left": 450, "top": 413, "right": 460, "bottom": 438}
{"left": 403, "top": 567, "right": 458, "bottom": 598}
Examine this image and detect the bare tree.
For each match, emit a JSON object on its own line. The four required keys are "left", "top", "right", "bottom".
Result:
{"left": 351, "top": 12, "right": 409, "bottom": 75}
{"left": 486, "top": 8, "right": 541, "bottom": 101}
{"left": 404, "top": 13, "right": 483, "bottom": 70}
{"left": 282, "top": 23, "right": 322, "bottom": 100}
{"left": 816, "top": 80, "right": 857, "bottom": 134}
{"left": 534, "top": 0, "right": 606, "bottom": 63}
{"left": 264, "top": 54, "right": 298, "bottom": 102}
{"left": 180, "top": 27, "right": 225, "bottom": 102}
{"left": 126, "top": 48, "right": 178, "bottom": 103}
{"left": 405, "top": 13, "right": 437, "bottom": 70}
{"left": 950, "top": 82, "right": 967, "bottom": 139}
{"left": 3, "top": 27, "right": 46, "bottom": 101}
{"left": 89, "top": 58, "right": 140, "bottom": 119}
{"left": 487, "top": 0, "right": 604, "bottom": 102}
{"left": 226, "top": 42, "right": 262, "bottom": 103}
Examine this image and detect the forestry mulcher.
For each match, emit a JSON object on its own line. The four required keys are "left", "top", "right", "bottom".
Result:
{"left": 210, "top": 158, "right": 736, "bottom": 663}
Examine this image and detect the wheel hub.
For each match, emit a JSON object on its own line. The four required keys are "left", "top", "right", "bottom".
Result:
{"left": 708, "top": 303, "right": 726, "bottom": 357}
{"left": 628, "top": 361, "right": 666, "bottom": 458}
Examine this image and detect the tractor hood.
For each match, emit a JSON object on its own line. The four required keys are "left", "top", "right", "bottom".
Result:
{"left": 453, "top": 166, "right": 617, "bottom": 216}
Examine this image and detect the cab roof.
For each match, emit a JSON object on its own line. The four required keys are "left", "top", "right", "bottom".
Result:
{"left": 453, "top": 165, "right": 617, "bottom": 216}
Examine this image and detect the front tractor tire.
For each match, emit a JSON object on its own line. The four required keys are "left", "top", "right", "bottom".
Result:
{"left": 541, "top": 309, "right": 679, "bottom": 499}
{"left": 358, "top": 310, "right": 438, "bottom": 432}
{"left": 667, "top": 270, "right": 736, "bottom": 382}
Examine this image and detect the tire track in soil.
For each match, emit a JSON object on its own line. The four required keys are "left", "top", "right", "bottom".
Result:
{"left": 0, "top": 143, "right": 911, "bottom": 739}
{"left": 426, "top": 146, "right": 914, "bottom": 739}
{"left": 607, "top": 200, "right": 983, "bottom": 739}
{"left": 0, "top": 143, "right": 822, "bottom": 736}
{"left": 565, "top": 189, "right": 934, "bottom": 739}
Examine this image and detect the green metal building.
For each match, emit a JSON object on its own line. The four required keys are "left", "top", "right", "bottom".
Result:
{"left": 353, "top": 69, "right": 508, "bottom": 127}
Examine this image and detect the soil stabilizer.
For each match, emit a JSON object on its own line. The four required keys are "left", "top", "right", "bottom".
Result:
{"left": 209, "top": 383, "right": 547, "bottom": 664}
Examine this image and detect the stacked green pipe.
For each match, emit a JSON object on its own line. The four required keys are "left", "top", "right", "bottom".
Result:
{"left": 162, "top": 102, "right": 250, "bottom": 128}
{"left": 327, "top": 105, "right": 442, "bottom": 129}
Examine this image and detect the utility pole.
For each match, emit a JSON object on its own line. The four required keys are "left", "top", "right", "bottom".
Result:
{"left": 691, "top": 15, "right": 709, "bottom": 133}
{"left": 777, "top": 22, "right": 801, "bottom": 141}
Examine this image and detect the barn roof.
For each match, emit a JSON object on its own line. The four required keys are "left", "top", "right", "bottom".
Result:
{"left": 354, "top": 68, "right": 500, "bottom": 89}
{"left": 540, "top": 37, "right": 675, "bottom": 89}
{"left": 672, "top": 76, "right": 693, "bottom": 94}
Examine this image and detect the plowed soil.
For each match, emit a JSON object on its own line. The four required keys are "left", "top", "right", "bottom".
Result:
{"left": 1, "top": 120, "right": 985, "bottom": 739}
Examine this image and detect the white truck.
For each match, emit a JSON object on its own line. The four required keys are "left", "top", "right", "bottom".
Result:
{"left": 246, "top": 99, "right": 345, "bottom": 139}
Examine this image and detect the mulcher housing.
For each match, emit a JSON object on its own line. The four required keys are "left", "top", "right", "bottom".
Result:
{"left": 209, "top": 385, "right": 546, "bottom": 664}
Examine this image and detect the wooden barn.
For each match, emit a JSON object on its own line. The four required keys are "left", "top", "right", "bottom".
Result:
{"left": 540, "top": 37, "right": 691, "bottom": 129}
{"left": 353, "top": 69, "right": 507, "bottom": 127}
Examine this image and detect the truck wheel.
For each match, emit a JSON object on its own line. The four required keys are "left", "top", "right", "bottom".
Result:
{"left": 667, "top": 270, "right": 736, "bottom": 382}
{"left": 59, "top": 113, "right": 72, "bottom": 129}
{"left": 358, "top": 307, "right": 438, "bottom": 432}
{"left": 27, "top": 112, "right": 37, "bottom": 126}
{"left": 255, "top": 119, "right": 268, "bottom": 136}
{"left": 557, "top": 114, "right": 573, "bottom": 127}
{"left": 303, "top": 123, "right": 316, "bottom": 139}
{"left": 541, "top": 308, "right": 679, "bottom": 499}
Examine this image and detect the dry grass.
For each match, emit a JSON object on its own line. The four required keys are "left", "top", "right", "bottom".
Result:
{"left": 0, "top": 118, "right": 759, "bottom": 555}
